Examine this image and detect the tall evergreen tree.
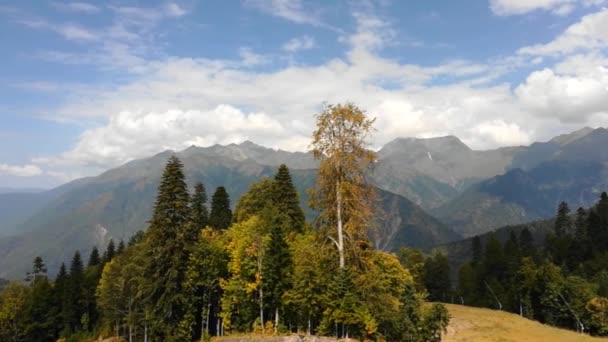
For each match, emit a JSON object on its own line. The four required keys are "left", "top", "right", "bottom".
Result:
{"left": 65, "top": 251, "right": 85, "bottom": 333}
{"left": 273, "top": 164, "right": 305, "bottom": 232}
{"left": 88, "top": 247, "right": 101, "bottom": 267}
{"left": 555, "top": 202, "right": 571, "bottom": 237}
{"left": 262, "top": 223, "right": 293, "bottom": 330}
{"left": 209, "top": 186, "right": 232, "bottom": 230}
{"left": 24, "top": 257, "right": 57, "bottom": 341}
{"left": 141, "top": 156, "right": 192, "bottom": 340}
{"left": 117, "top": 240, "right": 125, "bottom": 255}
{"left": 519, "top": 228, "right": 535, "bottom": 258}
{"left": 103, "top": 239, "right": 116, "bottom": 263}
{"left": 191, "top": 182, "right": 209, "bottom": 229}
{"left": 472, "top": 236, "right": 482, "bottom": 266}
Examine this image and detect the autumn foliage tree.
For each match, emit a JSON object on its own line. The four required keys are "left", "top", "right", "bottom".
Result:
{"left": 310, "top": 102, "right": 376, "bottom": 269}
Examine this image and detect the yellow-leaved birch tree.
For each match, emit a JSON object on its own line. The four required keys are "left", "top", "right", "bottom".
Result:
{"left": 310, "top": 103, "right": 376, "bottom": 269}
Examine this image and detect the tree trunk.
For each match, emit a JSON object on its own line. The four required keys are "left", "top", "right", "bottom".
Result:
{"left": 336, "top": 181, "right": 344, "bottom": 269}
{"left": 275, "top": 307, "right": 279, "bottom": 334}
{"left": 144, "top": 322, "right": 148, "bottom": 342}
{"left": 260, "top": 286, "right": 264, "bottom": 336}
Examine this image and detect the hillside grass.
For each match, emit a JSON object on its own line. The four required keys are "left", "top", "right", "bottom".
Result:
{"left": 444, "top": 304, "right": 605, "bottom": 342}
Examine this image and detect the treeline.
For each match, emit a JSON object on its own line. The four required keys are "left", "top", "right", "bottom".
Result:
{"left": 0, "top": 104, "right": 449, "bottom": 342}
{"left": 455, "top": 193, "right": 608, "bottom": 336}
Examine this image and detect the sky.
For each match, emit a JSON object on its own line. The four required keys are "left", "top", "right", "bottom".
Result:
{"left": 1, "top": 0, "right": 608, "bottom": 188}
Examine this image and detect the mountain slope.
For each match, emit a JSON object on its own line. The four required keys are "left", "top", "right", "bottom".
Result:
{"left": 434, "top": 159, "right": 608, "bottom": 237}
{"left": 0, "top": 145, "right": 459, "bottom": 279}
{"left": 443, "top": 304, "right": 602, "bottom": 342}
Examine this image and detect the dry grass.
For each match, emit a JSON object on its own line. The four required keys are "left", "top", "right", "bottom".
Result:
{"left": 444, "top": 304, "right": 606, "bottom": 342}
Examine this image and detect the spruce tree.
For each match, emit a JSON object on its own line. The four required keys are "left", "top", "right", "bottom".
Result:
{"left": 55, "top": 263, "right": 68, "bottom": 334}
{"left": 191, "top": 182, "right": 209, "bottom": 229}
{"left": 66, "top": 251, "right": 85, "bottom": 333}
{"left": 25, "top": 257, "right": 56, "bottom": 341}
{"left": 519, "top": 227, "right": 535, "bottom": 258}
{"left": 88, "top": 247, "right": 101, "bottom": 267}
{"left": 103, "top": 239, "right": 116, "bottom": 263}
{"left": 472, "top": 236, "right": 482, "bottom": 266}
{"left": 142, "top": 156, "right": 192, "bottom": 340}
{"left": 209, "top": 186, "right": 232, "bottom": 230}
{"left": 117, "top": 240, "right": 125, "bottom": 255}
{"left": 262, "top": 224, "right": 293, "bottom": 330}
{"left": 555, "top": 202, "right": 571, "bottom": 237}
{"left": 273, "top": 164, "right": 305, "bottom": 232}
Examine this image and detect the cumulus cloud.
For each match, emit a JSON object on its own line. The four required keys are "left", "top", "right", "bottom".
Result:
{"left": 519, "top": 8, "right": 608, "bottom": 55}
{"left": 23, "top": 4, "right": 608, "bottom": 178}
{"left": 515, "top": 67, "right": 608, "bottom": 122}
{"left": 40, "top": 106, "right": 302, "bottom": 168}
{"left": 489, "top": 0, "right": 605, "bottom": 15}
{"left": 282, "top": 36, "right": 315, "bottom": 52}
{"left": 0, "top": 164, "right": 43, "bottom": 177}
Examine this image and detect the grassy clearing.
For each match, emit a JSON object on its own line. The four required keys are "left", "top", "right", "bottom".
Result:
{"left": 444, "top": 304, "right": 606, "bottom": 342}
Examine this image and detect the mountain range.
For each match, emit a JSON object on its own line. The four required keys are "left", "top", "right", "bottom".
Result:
{"left": 1, "top": 126, "right": 607, "bottom": 279}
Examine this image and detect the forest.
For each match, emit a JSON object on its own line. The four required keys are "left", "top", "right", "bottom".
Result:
{"left": 0, "top": 104, "right": 449, "bottom": 342}
{"left": 452, "top": 194, "right": 608, "bottom": 336}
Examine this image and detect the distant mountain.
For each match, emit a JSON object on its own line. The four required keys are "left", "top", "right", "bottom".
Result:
{"left": 372, "top": 136, "right": 518, "bottom": 209}
{"left": 0, "top": 187, "right": 47, "bottom": 194}
{"left": 434, "top": 128, "right": 608, "bottom": 237}
{"left": 0, "top": 143, "right": 459, "bottom": 279}
{"left": 2, "top": 127, "right": 606, "bottom": 279}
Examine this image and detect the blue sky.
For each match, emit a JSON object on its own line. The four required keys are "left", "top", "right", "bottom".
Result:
{"left": 1, "top": 0, "right": 608, "bottom": 188}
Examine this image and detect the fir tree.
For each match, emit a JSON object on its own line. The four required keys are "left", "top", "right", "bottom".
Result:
{"left": 519, "top": 228, "right": 535, "bottom": 258}
{"left": 209, "top": 186, "right": 232, "bottom": 230}
{"left": 117, "top": 240, "right": 125, "bottom": 255}
{"left": 65, "top": 251, "right": 85, "bottom": 333}
{"left": 262, "top": 224, "right": 293, "bottom": 331}
{"left": 103, "top": 239, "right": 116, "bottom": 263}
{"left": 25, "top": 257, "right": 57, "bottom": 341}
{"left": 472, "top": 236, "right": 482, "bottom": 266}
{"left": 26, "top": 256, "right": 47, "bottom": 284}
{"left": 191, "top": 182, "right": 209, "bottom": 229}
{"left": 88, "top": 247, "right": 101, "bottom": 267}
{"left": 141, "top": 156, "right": 192, "bottom": 340}
{"left": 555, "top": 202, "right": 571, "bottom": 237}
{"left": 273, "top": 164, "right": 305, "bottom": 232}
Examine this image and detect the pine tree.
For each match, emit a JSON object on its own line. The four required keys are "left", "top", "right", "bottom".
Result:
{"left": 55, "top": 263, "right": 68, "bottom": 334}
{"left": 555, "top": 202, "right": 571, "bottom": 237}
{"left": 103, "top": 239, "right": 116, "bottom": 263}
{"left": 262, "top": 224, "right": 293, "bottom": 331}
{"left": 141, "top": 156, "right": 192, "bottom": 340}
{"left": 24, "top": 257, "right": 57, "bottom": 341}
{"left": 117, "top": 240, "right": 125, "bottom": 255}
{"left": 472, "top": 236, "right": 482, "bottom": 266}
{"left": 191, "top": 182, "right": 209, "bottom": 229}
{"left": 26, "top": 256, "right": 47, "bottom": 284}
{"left": 209, "top": 186, "right": 232, "bottom": 230}
{"left": 65, "top": 251, "right": 85, "bottom": 333}
{"left": 88, "top": 247, "right": 101, "bottom": 267}
{"left": 519, "top": 228, "right": 535, "bottom": 259}
{"left": 273, "top": 164, "right": 305, "bottom": 232}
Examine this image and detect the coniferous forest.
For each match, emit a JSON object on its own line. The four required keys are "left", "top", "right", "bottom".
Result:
{"left": 0, "top": 104, "right": 449, "bottom": 342}
{"left": 452, "top": 194, "right": 608, "bottom": 336}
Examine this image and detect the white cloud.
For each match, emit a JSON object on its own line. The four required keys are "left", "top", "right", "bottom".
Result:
{"left": 244, "top": 0, "right": 337, "bottom": 30}
{"left": 19, "top": 19, "right": 99, "bottom": 41}
{"left": 165, "top": 3, "right": 187, "bottom": 17}
{"left": 238, "top": 48, "right": 271, "bottom": 67}
{"left": 282, "top": 36, "right": 315, "bottom": 52}
{"left": 52, "top": 2, "right": 100, "bottom": 14}
{"left": 23, "top": 3, "right": 608, "bottom": 177}
{"left": 515, "top": 67, "right": 608, "bottom": 122}
{"left": 41, "top": 106, "right": 298, "bottom": 168}
{"left": 0, "top": 164, "right": 43, "bottom": 177}
{"left": 489, "top": 0, "right": 605, "bottom": 15}
{"left": 519, "top": 8, "right": 608, "bottom": 55}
